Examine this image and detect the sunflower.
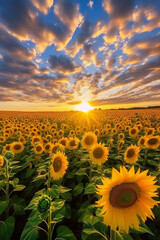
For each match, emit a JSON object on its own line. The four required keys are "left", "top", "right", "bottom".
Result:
{"left": 19, "top": 136, "right": 26, "bottom": 144}
{"left": 145, "top": 128, "right": 155, "bottom": 136}
{"left": 111, "top": 128, "right": 117, "bottom": 134}
{"left": 2, "top": 144, "right": 11, "bottom": 153}
{"left": 145, "top": 136, "right": 160, "bottom": 149}
{"left": 138, "top": 136, "right": 146, "bottom": 148}
{"left": 34, "top": 144, "right": 44, "bottom": 155}
{"left": 59, "top": 137, "right": 68, "bottom": 148}
{"left": 58, "top": 130, "right": 64, "bottom": 138}
{"left": 44, "top": 142, "right": 52, "bottom": 153}
{"left": 81, "top": 132, "right": 97, "bottom": 150}
{"left": 96, "top": 166, "right": 159, "bottom": 233}
{"left": 0, "top": 136, "right": 5, "bottom": 143}
{"left": 117, "top": 140, "right": 124, "bottom": 151}
{"left": 90, "top": 143, "right": 109, "bottom": 165}
{"left": 94, "top": 129, "right": 99, "bottom": 136}
{"left": 0, "top": 155, "right": 4, "bottom": 168}
{"left": 67, "top": 137, "right": 79, "bottom": 150}
{"left": 129, "top": 127, "right": 139, "bottom": 138}
{"left": 50, "top": 152, "right": 68, "bottom": 180}
{"left": 118, "top": 133, "right": 125, "bottom": 140}
{"left": 124, "top": 145, "right": 140, "bottom": 164}
{"left": 31, "top": 136, "right": 41, "bottom": 146}
{"left": 10, "top": 142, "right": 24, "bottom": 154}
{"left": 50, "top": 143, "right": 60, "bottom": 155}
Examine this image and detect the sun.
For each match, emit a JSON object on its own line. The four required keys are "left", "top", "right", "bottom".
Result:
{"left": 75, "top": 101, "right": 94, "bottom": 113}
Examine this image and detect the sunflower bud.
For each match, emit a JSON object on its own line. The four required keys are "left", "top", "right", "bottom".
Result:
{"left": 4, "top": 151, "right": 14, "bottom": 160}
{"left": 37, "top": 195, "right": 51, "bottom": 213}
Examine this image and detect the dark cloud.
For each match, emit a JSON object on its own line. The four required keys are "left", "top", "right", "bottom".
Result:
{"left": 0, "top": 27, "right": 35, "bottom": 59}
{"left": 48, "top": 54, "right": 82, "bottom": 73}
{"left": 0, "top": 0, "right": 82, "bottom": 52}
{"left": 103, "top": 0, "right": 135, "bottom": 20}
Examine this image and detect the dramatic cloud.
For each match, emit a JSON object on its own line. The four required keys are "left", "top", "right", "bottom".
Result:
{"left": 0, "top": 0, "right": 160, "bottom": 109}
{"left": 48, "top": 55, "right": 82, "bottom": 73}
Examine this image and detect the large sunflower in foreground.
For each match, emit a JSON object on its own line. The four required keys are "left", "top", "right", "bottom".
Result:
{"left": 96, "top": 166, "right": 159, "bottom": 233}
{"left": 50, "top": 152, "right": 68, "bottom": 180}
{"left": 124, "top": 145, "right": 140, "bottom": 164}
{"left": 90, "top": 143, "right": 109, "bottom": 165}
{"left": 81, "top": 132, "right": 97, "bottom": 150}
{"left": 10, "top": 142, "right": 24, "bottom": 154}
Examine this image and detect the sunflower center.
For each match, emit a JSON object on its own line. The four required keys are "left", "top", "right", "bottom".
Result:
{"left": 85, "top": 136, "right": 94, "bottom": 145}
{"left": 140, "top": 139, "right": 145, "bottom": 144}
{"left": 61, "top": 140, "right": 66, "bottom": 146}
{"left": 36, "top": 146, "right": 42, "bottom": 152}
{"left": 148, "top": 138, "right": 158, "bottom": 145}
{"left": 93, "top": 147, "right": 104, "bottom": 158}
{"left": 6, "top": 145, "right": 10, "bottom": 150}
{"left": 45, "top": 145, "right": 50, "bottom": 150}
{"left": 70, "top": 140, "right": 76, "bottom": 146}
{"left": 131, "top": 129, "right": 136, "bottom": 134}
{"left": 14, "top": 144, "right": 21, "bottom": 150}
{"left": 147, "top": 130, "right": 153, "bottom": 135}
{"left": 109, "top": 182, "right": 140, "bottom": 208}
{"left": 53, "top": 157, "right": 62, "bottom": 172}
{"left": 126, "top": 148, "right": 135, "bottom": 158}
{"left": 52, "top": 146, "right": 58, "bottom": 154}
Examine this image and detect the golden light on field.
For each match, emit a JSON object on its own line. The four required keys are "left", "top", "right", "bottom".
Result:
{"left": 75, "top": 101, "right": 94, "bottom": 113}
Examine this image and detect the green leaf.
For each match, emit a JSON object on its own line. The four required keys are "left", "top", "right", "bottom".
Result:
{"left": 76, "top": 168, "right": 88, "bottom": 176}
{"left": 131, "top": 218, "right": 154, "bottom": 236}
{"left": 0, "top": 221, "right": 7, "bottom": 240}
{"left": 59, "top": 185, "right": 71, "bottom": 193}
{"left": 0, "top": 200, "right": 9, "bottom": 215}
{"left": 13, "top": 185, "right": 26, "bottom": 191}
{"left": 0, "top": 180, "right": 5, "bottom": 190}
{"left": 83, "top": 227, "right": 99, "bottom": 235}
{"left": 20, "top": 221, "right": 39, "bottom": 240}
{"left": 25, "top": 197, "right": 39, "bottom": 210}
{"left": 56, "top": 226, "right": 76, "bottom": 240}
{"left": 0, "top": 217, "right": 15, "bottom": 240}
{"left": 116, "top": 231, "right": 133, "bottom": 240}
{"left": 84, "top": 183, "right": 96, "bottom": 194}
{"left": 48, "top": 184, "right": 60, "bottom": 198}
{"left": 5, "top": 216, "right": 15, "bottom": 240}
{"left": 52, "top": 199, "right": 65, "bottom": 211}
{"left": 60, "top": 192, "right": 72, "bottom": 201}
{"left": 73, "top": 183, "right": 83, "bottom": 196}
{"left": 65, "top": 204, "right": 72, "bottom": 219}
{"left": 52, "top": 214, "right": 64, "bottom": 223}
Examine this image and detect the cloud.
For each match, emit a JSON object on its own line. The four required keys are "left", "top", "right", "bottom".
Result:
{"left": 66, "top": 19, "right": 103, "bottom": 57}
{"left": 80, "top": 43, "right": 102, "bottom": 67}
{"left": 0, "top": 26, "right": 36, "bottom": 60}
{"left": 54, "top": 0, "right": 83, "bottom": 32}
{"left": 31, "top": 0, "right": 54, "bottom": 15}
{"left": 48, "top": 54, "right": 82, "bottom": 74}
{"left": 88, "top": 0, "right": 94, "bottom": 8}
{"left": 0, "top": 0, "right": 83, "bottom": 52}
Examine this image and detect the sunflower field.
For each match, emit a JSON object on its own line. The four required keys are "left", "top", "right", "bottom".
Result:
{"left": 0, "top": 109, "right": 160, "bottom": 240}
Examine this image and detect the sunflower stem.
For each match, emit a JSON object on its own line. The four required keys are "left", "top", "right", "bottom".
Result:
{"left": 5, "top": 158, "right": 9, "bottom": 219}
{"left": 144, "top": 148, "right": 148, "bottom": 165}
{"left": 48, "top": 207, "right": 52, "bottom": 240}
{"left": 89, "top": 161, "right": 92, "bottom": 179}
{"left": 47, "top": 171, "right": 52, "bottom": 240}
{"left": 110, "top": 229, "right": 116, "bottom": 240}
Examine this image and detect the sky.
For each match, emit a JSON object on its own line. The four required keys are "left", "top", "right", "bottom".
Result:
{"left": 0, "top": 0, "right": 160, "bottom": 111}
